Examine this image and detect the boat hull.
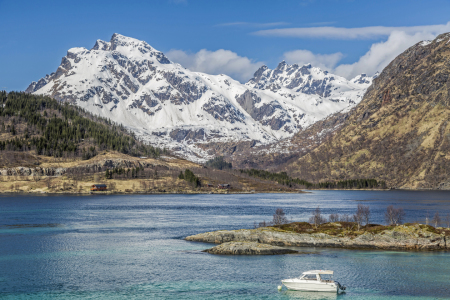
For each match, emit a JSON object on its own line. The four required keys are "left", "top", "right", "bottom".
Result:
{"left": 282, "top": 280, "right": 338, "bottom": 292}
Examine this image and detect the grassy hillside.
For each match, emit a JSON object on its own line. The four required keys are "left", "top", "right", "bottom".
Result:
{"left": 283, "top": 33, "right": 450, "bottom": 189}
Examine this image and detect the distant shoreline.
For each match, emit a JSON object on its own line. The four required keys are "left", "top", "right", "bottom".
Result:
{"left": 1, "top": 188, "right": 449, "bottom": 196}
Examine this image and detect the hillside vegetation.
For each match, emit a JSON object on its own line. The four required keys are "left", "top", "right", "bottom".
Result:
{"left": 0, "top": 91, "right": 164, "bottom": 159}
{"left": 283, "top": 33, "right": 450, "bottom": 189}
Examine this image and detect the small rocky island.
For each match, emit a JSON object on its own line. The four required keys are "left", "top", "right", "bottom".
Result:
{"left": 186, "top": 222, "right": 450, "bottom": 254}
{"left": 203, "top": 241, "right": 298, "bottom": 255}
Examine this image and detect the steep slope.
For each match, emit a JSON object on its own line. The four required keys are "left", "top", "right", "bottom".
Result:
{"left": 225, "top": 110, "right": 351, "bottom": 170}
{"left": 283, "top": 33, "right": 450, "bottom": 189}
{"left": 27, "top": 33, "right": 372, "bottom": 162}
{"left": 0, "top": 91, "right": 163, "bottom": 160}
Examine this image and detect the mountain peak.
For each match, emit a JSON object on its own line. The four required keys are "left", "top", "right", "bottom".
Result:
{"left": 26, "top": 33, "right": 370, "bottom": 162}
{"left": 110, "top": 33, "right": 132, "bottom": 43}
{"left": 276, "top": 60, "right": 287, "bottom": 70}
{"left": 92, "top": 39, "right": 110, "bottom": 51}
{"left": 108, "top": 33, "right": 154, "bottom": 52}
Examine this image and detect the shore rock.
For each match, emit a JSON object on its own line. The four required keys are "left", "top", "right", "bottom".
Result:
{"left": 186, "top": 226, "right": 449, "bottom": 251}
{"left": 203, "top": 241, "right": 298, "bottom": 255}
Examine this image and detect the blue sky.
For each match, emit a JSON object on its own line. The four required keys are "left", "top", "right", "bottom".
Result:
{"left": 1, "top": 0, "right": 450, "bottom": 91}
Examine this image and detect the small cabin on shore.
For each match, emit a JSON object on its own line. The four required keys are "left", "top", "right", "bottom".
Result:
{"left": 91, "top": 184, "right": 107, "bottom": 191}
{"left": 218, "top": 184, "right": 230, "bottom": 189}
{"left": 206, "top": 184, "right": 214, "bottom": 188}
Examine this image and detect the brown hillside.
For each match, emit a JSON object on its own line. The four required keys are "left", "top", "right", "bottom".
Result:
{"left": 284, "top": 33, "right": 450, "bottom": 189}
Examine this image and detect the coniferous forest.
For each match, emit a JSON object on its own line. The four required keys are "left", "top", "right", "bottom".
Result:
{"left": 240, "top": 168, "right": 386, "bottom": 190}
{"left": 205, "top": 156, "right": 232, "bottom": 170}
{"left": 0, "top": 91, "right": 165, "bottom": 159}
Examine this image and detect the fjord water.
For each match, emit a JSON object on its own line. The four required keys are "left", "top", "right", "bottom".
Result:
{"left": 1, "top": 191, "right": 450, "bottom": 299}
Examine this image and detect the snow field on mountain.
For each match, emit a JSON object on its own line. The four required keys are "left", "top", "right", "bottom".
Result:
{"left": 28, "top": 33, "right": 374, "bottom": 161}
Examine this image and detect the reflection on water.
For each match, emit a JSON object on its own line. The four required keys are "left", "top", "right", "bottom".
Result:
{"left": 1, "top": 191, "right": 450, "bottom": 299}
{"left": 0, "top": 223, "right": 61, "bottom": 228}
{"left": 282, "top": 291, "right": 339, "bottom": 300}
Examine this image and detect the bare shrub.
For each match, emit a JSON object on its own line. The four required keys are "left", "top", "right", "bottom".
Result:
{"left": 340, "top": 214, "right": 351, "bottom": 222}
{"left": 260, "top": 220, "right": 271, "bottom": 227}
{"left": 385, "top": 205, "right": 405, "bottom": 225}
{"left": 46, "top": 178, "right": 52, "bottom": 189}
{"left": 353, "top": 207, "right": 364, "bottom": 231}
{"left": 140, "top": 181, "right": 148, "bottom": 190}
{"left": 432, "top": 212, "right": 441, "bottom": 228}
{"left": 273, "top": 208, "right": 289, "bottom": 225}
{"left": 353, "top": 204, "right": 370, "bottom": 230}
{"left": 254, "top": 220, "right": 272, "bottom": 228}
{"left": 255, "top": 208, "right": 289, "bottom": 228}
{"left": 361, "top": 205, "right": 370, "bottom": 225}
{"left": 309, "top": 206, "right": 326, "bottom": 228}
{"left": 328, "top": 213, "right": 340, "bottom": 223}
{"left": 33, "top": 173, "right": 41, "bottom": 182}
{"left": 445, "top": 213, "right": 450, "bottom": 229}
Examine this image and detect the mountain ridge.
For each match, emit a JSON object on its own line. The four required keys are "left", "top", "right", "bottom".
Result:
{"left": 279, "top": 33, "right": 450, "bottom": 189}
{"left": 26, "top": 33, "right": 373, "bottom": 162}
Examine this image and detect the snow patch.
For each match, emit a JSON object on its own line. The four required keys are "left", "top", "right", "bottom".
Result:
{"left": 29, "top": 34, "right": 372, "bottom": 162}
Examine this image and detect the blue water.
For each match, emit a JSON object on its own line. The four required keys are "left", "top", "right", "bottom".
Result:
{"left": 1, "top": 191, "right": 450, "bottom": 299}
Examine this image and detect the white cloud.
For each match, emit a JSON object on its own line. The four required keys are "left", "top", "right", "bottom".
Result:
{"left": 334, "top": 31, "right": 437, "bottom": 78}
{"left": 254, "top": 23, "right": 450, "bottom": 40}
{"left": 166, "top": 24, "right": 448, "bottom": 83}
{"left": 282, "top": 30, "right": 442, "bottom": 79}
{"left": 283, "top": 50, "right": 343, "bottom": 70}
{"left": 166, "top": 49, "right": 263, "bottom": 82}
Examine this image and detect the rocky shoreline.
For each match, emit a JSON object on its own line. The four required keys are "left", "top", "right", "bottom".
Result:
{"left": 202, "top": 241, "right": 299, "bottom": 255}
{"left": 186, "top": 224, "right": 450, "bottom": 253}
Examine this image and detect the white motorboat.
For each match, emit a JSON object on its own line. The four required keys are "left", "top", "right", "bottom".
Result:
{"left": 281, "top": 270, "right": 346, "bottom": 292}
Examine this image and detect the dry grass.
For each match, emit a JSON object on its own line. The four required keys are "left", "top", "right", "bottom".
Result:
{"left": 271, "top": 222, "right": 450, "bottom": 237}
{"left": 0, "top": 150, "right": 301, "bottom": 194}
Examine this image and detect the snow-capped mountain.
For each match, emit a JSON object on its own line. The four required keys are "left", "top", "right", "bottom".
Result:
{"left": 26, "top": 33, "right": 374, "bottom": 161}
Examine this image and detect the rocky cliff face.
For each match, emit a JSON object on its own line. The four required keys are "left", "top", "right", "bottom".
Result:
{"left": 27, "top": 33, "right": 371, "bottom": 162}
{"left": 281, "top": 33, "right": 450, "bottom": 189}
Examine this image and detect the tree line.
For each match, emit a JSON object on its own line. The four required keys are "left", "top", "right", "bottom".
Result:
{"left": 0, "top": 92, "right": 166, "bottom": 159}
{"left": 178, "top": 169, "right": 200, "bottom": 187}
{"left": 240, "top": 168, "right": 386, "bottom": 189}
{"left": 205, "top": 156, "right": 232, "bottom": 170}
{"left": 105, "top": 166, "right": 146, "bottom": 179}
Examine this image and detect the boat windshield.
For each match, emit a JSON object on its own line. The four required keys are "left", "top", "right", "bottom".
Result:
{"left": 318, "top": 274, "right": 333, "bottom": 282}
{"left": 301, "top": 274, "right": 318, "bottom": 280}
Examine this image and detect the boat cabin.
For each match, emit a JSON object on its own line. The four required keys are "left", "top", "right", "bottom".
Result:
{"left": 299, "top": 270, "right": 334, "bottom": 283}
{"left": 91, "top": 184, "right": 107, "bottom": 191}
